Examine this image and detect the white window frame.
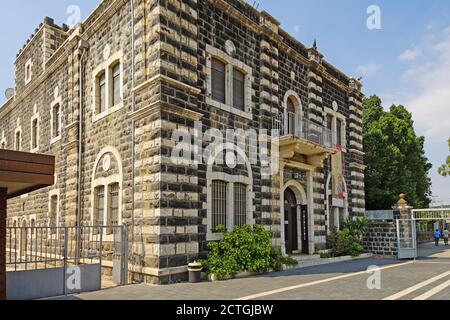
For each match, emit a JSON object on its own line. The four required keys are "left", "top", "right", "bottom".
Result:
{"left": 50, "top": 97, "right": 62, "bottom": 145}
{"left": 14, "top": 125, "right": 22, "bottom": 151}
{"left": 92, "top": 50, "right": 124, "bottom": 123}
{"left": 207, "top": 172, "right": 254, "bottom": 241}
{"left": 30, "top": 112, "right": 40, "bottom": 153}
{"left": 0, "top": 130, "right": 6, "bottom": 150}
{"left": 24, "top": 58, "right": 33, "bottom": 85}
{"left": 206, "top": 44, "right": 253, "bottom": 120}
{"left": 48, "top": 189, "right": 60, "bottom": 230}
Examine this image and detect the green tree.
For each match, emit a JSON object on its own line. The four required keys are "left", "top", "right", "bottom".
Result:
{"left": 438, "top": 138, "right": 450, "bottom": 177}
{"left": 363, "top": 95, "right": 432, "bottom": 210}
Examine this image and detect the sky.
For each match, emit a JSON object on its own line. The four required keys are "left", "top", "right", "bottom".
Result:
{"left": 0, "top": 0, "right": 449, "bottom": 206}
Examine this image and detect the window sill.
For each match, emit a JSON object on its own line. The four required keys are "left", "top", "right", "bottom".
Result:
{"left": 207, "top": 232, "right": 225, "bottom": 242}
{"left": 51, "top": 136, "right": 61, "bottom": 145}
{"left": 93, "top": 102, "right": 124, "bottom": 123}
{"left": 206, "top": 97, "right": 253, "bottom": 121}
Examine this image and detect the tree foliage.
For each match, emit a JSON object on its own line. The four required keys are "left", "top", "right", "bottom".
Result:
{"left": 363, "top": 95, "right": 432, "bottom": 210}
{"left": 438, "top": 138, "right": 450, "bottom": 177}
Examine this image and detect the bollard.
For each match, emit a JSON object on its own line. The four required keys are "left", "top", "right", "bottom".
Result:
{"left": 188, "top": 261, "right": 203, "bottom": 283}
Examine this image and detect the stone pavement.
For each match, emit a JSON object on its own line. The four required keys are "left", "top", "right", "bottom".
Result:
{"left": 51, "top": 243, "right": 450, "bottom": 301}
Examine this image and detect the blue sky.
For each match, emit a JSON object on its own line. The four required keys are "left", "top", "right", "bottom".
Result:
{"left": 0, "top": 0, "right": 449, "bottom": 205}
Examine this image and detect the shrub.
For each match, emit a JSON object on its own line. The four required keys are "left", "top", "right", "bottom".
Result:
{"left": 327, "top": 218, "right": 367, "bottom": 258}
{"left": 203, "top": 225, "right": 298, "bottom": 280}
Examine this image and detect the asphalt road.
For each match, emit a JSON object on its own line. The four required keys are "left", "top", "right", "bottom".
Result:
{"left": 56, "top": 242, "right": 450, "bottom": 301}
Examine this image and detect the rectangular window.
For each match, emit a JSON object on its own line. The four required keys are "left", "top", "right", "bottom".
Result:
{"left": 98, "top": 72, "right": 106, "bottom": 114}
{"left": 94, "top": 186, "right": 105, "bottom": 232}
{"left": 15, "top": 131, "right": 21, "bottom": 151}
{"left": 32, "top": 119, "right": 38, "bottom": 149}
{"left": 52, "top": 104, "right": 60, "bottom": 139}
{"left": 233, "top": 183, "right": 247, "bottom": 227}
{"left": 211, "top": 58, "right": 226, "bottom": 104}
{"left": 336, "top": 119, "right": 342, "bottom": 146}
{"left": 50, "top": 195, "right": 58, "bottom": 234}
{"left": 211, "top": 180, "right": 227, "bottom": 233}
{"left": 112, "top": 64, "right": 121, "bottom": 106}
{"left": 233, "top": 69, "right": 245, "bottom": 111}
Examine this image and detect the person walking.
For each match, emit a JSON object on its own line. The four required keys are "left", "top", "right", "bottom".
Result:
{"left": 434, "top": 229, "right": 441, "bottom": 246}
{"left": 443, "top": 228, "right": 449, "bottom": 246}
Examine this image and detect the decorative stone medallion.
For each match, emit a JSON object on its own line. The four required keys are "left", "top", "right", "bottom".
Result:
{"left": 102, "top": 154, "right": 111, "bottom": 172}
{"left": 332, "top": 101, "right": 338, "bottom": 112}
{"left": 225, "top": 40, "right": 236, "bottom": 57}
{"left": 54, "top": 86, "right": 59, "bottom": 99}
{"left": 103, "top": 44, "right": 111, "bottom": 61}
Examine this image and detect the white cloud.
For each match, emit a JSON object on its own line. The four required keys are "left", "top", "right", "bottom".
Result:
{"left": 401, "top": 28, "right": 450, "bottom": 139}
{"left": 398, "top": 48, "right": 421, "bottom": 62}
{"left": 356, "top": 62, "right": 380, "bottom": 76}
{"left": 382, "top": 27, "right": 450, "bottom": 205}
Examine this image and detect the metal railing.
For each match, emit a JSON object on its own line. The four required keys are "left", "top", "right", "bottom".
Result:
{"left": 412, "top": 208, "right": 450, "bottom": 221}
{"left": 5, "top": 225, "right": 127, "bottom": 275}
{"left": 272, "top": 113, "right": 333, "bottom": 148}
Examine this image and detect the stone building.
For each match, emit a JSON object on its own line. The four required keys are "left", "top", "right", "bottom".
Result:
{"left": 0, "top": 0, "right": 365, "bottom": 284}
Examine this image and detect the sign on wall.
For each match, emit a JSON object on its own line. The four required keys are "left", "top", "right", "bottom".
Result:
{"left": 331, "top": 146, "right": 346, "bottom": 207}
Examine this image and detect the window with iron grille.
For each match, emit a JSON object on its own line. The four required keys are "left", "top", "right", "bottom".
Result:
{"left": 233, "top": 183, "right": 247, "bottom": 227}
{"left": 211, "top": 58, "right": 226, "bottom": 104}
{"left": 112, "top": 63, "right": 121, "bottom": 106}
{"left": 212, "top": 180, "right": 227, "bottom": 232}
{"left": 31, "top": 118, "right": 38, "bottom": 149}
{"left": 52, "top": 104, "right": 60, "bottom": 138}
{"left": 233, "top": 68, "right": 245, "bottom": 111}
{"left": 108, "top": 183, "right": 119, "bottom": 225}
{"left": 94, "top": 186, "right": 105, "bottom": 232}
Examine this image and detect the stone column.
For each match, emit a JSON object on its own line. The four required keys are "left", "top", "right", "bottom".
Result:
{"left": 0, "top": 188, "right": 7, "bottom": 300}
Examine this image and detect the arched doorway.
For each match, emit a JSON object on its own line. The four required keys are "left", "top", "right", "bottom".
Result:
{"left": 284, "top": 187, "right": 309, "bottom": 254}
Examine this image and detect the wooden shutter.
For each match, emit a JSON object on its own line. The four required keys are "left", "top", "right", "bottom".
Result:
{"left": 233, "top": 68, "right": 245, "bottom": 111}
{"left": 211, "top": 58, "right": 226, "bottom": 104}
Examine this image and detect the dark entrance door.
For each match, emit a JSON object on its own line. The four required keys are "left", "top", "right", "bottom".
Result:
{"left": 284, "top": 188, "right": 298, "bottom": 254}
{"left": 300, "top": 205, "right": 309, "bottom": 254}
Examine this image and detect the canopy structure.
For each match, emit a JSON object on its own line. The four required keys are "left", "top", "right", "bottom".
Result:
{"left": 0, "top": 149, "right": 55, "bottom": 300}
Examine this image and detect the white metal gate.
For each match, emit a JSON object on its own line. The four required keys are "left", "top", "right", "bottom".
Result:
{"left": 396, "top": 219, "right": 417, "bottom": 260}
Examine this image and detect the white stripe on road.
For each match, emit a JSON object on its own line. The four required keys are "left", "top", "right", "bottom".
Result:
{"left": 383, "top": 271, "right": 450, "bottom": 300}
{"left": 235, "top": 261, "right": 414, "bottom": 301}
{"left": 413, "top": 279, "right": 450, "bottom": 300}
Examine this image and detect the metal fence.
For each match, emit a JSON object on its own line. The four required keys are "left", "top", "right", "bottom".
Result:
{"left": 5, "top": 225, "right": 127, "bottom": 282}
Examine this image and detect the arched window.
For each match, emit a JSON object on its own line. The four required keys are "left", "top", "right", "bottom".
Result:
{"left": 91, "top": 147, "right": 123, "bottom": 237}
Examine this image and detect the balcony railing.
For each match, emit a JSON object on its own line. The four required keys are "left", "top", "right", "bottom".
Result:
{"left": 273, "top": 113, "right": 333, "bottom": 148}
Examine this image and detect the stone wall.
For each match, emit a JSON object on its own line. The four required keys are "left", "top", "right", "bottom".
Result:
{"left": 363, "top": 220, "right": 398, "bottom": 256}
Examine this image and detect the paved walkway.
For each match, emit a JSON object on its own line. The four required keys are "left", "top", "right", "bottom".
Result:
{"left": 52, "top": 243, "right": 450, "bottom": 300}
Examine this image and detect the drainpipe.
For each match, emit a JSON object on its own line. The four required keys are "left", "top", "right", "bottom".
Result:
{"left": 130, "top": 0, "right": 136, "bottom": 263}
{"left": 76, "top": 35, "right": 89, "bottom": 262}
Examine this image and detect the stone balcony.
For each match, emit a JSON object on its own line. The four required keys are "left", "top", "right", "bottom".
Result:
{"left": 272, "top": 113, "right": 335, "bottom": 168}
